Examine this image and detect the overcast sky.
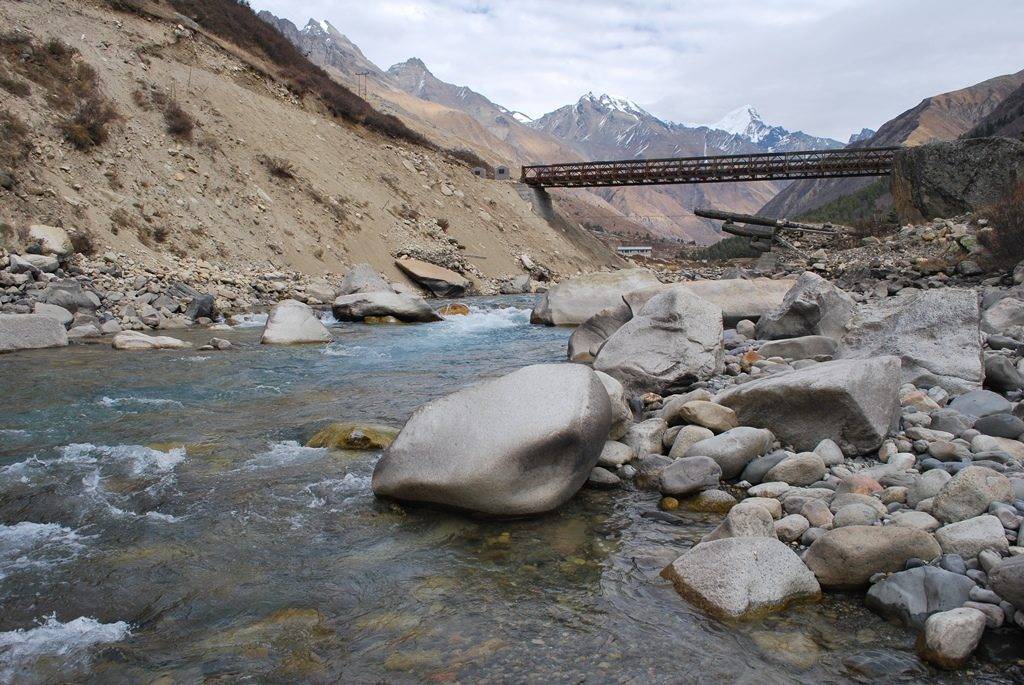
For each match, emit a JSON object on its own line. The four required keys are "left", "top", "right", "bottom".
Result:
{"left": 254, "top": 0, "right": 1024, "bottom": 141}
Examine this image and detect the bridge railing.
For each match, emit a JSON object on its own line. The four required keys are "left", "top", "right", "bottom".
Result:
{"left": 520, "top": 147, "right": 899, "bottom": 188}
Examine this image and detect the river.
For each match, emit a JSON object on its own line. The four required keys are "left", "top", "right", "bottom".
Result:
{"left": 0, "top": 297, "right": 1014, "bottom": 683}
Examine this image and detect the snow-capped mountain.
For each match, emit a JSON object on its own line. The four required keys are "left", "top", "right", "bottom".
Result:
{"left": 702, "top": 105, "right": 844, "bottom": 153}
{"left": 848, "top": 127, "right": 877, "bottom": 144}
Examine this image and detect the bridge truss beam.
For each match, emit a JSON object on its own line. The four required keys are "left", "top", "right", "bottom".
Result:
{"left": 520, "top": 147, "right": 898, "bottom": 188}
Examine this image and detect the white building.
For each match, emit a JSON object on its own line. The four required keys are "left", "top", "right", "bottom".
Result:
{"left": 616, "top": 246, "right": 653, "bottom": 258}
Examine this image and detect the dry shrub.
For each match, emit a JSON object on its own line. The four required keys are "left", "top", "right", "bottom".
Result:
{"left": 153, "top": 225, "right": 171, "bottom": 243}
{"left": 0, "top": 110, "right": 32, "bottom": 177}
{"left": 979, "top": 181, "right": 1024, "bottom": 269}
{"left": 163, "top": 101, "right": 194, "bottom": 139}
{"left": 0, "top": 68, "right": 30, "bottom": 97}
{"left": 259, "top": 155, "right": 295, "bottom": 179}
{"left": 60, "top": 96, "right": 119, "bottom": 149}
{"left": 447, "top": 148, "right": 492, "bottom": 173}
{"left": 132, "top": 88, "right": 152, "bottom": 110}
{"left": 69, "top": 228, "right": 97, "bottom": 256}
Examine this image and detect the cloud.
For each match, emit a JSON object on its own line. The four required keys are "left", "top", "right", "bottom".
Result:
{"left": 254, "top": 0, "right": 1024, "bottom": 140}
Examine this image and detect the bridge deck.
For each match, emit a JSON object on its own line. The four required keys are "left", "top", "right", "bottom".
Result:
{"left": 520, "top": 147, "right": 898, "bottom": 188}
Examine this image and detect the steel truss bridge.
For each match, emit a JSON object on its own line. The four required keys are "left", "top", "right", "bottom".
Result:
{"left": 520, "top": 147, "right": 898, "bottom": 188}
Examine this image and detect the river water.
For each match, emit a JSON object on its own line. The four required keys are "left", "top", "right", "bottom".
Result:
{"left": 0, "top": 297, "right": 1016, "bottom": 683}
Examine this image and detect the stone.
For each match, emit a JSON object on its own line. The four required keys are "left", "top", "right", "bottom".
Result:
{"left": 970, "top": 434, "right": 1024, "bottom": 460}
{"left": 685, "top": 489, "right": 737, "bottom": 512}
{"left": 27, "top": 224, "right": 73, "bottom": 256}
{"left": 908, "top": 469, "right": 952, "bottom": 508}
{"left": 866, "top": 566, "right": 976, "bottom": 629}
{"left": 661, "top": 537, "right": 821, "bottom": 619}
{"left": 917, "top": 607, "right": 987, "bottom": 669}
{"left": 111, "top": 330, "right": 190, "bottom": 350}
{"left": 983, "top": 297, "right": 1024, "bottom": 333}
{"left": 948, "top": 389, "right": 1012, "bottom": 419}
{"left": 675, "top": 278, "right": 795, "bottom": 326}
{"left": 567, "top": 303, "right": 632, "bottom": 362}
{"left": 597, "top": 441, "right": 635, "bottom": 469}
{"left": 305, "top": 277, "right": 340, "bottom": 304}
{"left": 717, "top": 356, "right": 900, "bottom": 452}
{"left": 889, "top": 510, "right": 941, "bottom": 532}
{"left": 756, "top": 272, "right": 855, "bottom": 340}
{"left": 668, "top": 425, "right": 715, "bottom": 459}
{"left": 67, "top": 324, "right": 101, "bottom": 339}
{"left": 0, "top": 314, "right": 69, "bottom": 352}
{"left": 758, "top": 336, "right": 838, "bottom": 361}
{"left": 38, "top": 281, "right": 99, "bottom": 313}
{"left": 934, "top": 515, "right": 1010, "bottom": 558}
{"left": 832, "top": 503, "right": 879, "bottom": 527}
{"left": 803, "top": 526, "right": 942, "bottom": 589}
{"left": 338, "top": 263, "right": 391, "bottom": 295}
{"left": 743, "top": 497, "right": 783, "bottom": 519}
{"left": 587, "top": 466, "right": 621, "bottom": 488}
{"left": 740, "top": 450, "right": 790, "bottom": 485}
{"left": 332, "top": 292, "right": 442, "bottom": 323}
{"left": 932, "top": 466, "right": 1014, "bottom": 523}
{"left": 438, "top": 303, "right": 470, "bottom": 316}
{"left": 736, "top": 319, "right": 756, "bottom": 338}
{"left": 985, "top": 355, "right": 1024, "bottom": 392}
{"left": 531, "top": 268, "right": 660, "bottom": 326}
{"left": 13, "top": 253, "right": 58, "bottom": 273}
{"left": 838, "top": 288, "right": 982, "bottom": 394}
{"left": 261, "top": 299, "right": 333, "bottom": 345}
{"left": 660, "top": 456, "right": 722, "bottom": 497}
{"left": 307, "top": 423, "right": 398, "bottom": 450}
{"left": 836, "top": 474, "right": 883, "bottom": 496}
{"left": 32, "top": 302, "right": 73, "bottom": 327}
{"left": 395, "top": 256, "right": 472, "bottom": 297}
{"left": 702, "top": 502, "right": 777, "bottom": 542}
{"left": 989, "top": 555, "right": 1024, "bottom": 609}
{"left": 622, "top": 418, "right": 668, "bottom": 456}
{"left": 775, "top": 514, "right": 810, "bottom": 542}
{"left": 684, "top": 426, "right": 774, "bottom": 480}
{"left": 594, "top": 286, "right": 723, "bottom": 394}
{"left": 929, "top": 409, "right": 973, "bottom": 436}
{"left": 974, "top": 414, "right": 1024, "bottom": 439}
{"left": 764, "top": 452, "right": 826, "bottom": 487}
{"left": 371, "top": 364, "right": 611, "bottom": 516}
{"left": 830, "top": 492, "right": 886, "bottom": 516}
{"left": 676, "top": 401, "right": 737, "bottom": 433}
{"left": 594, "top": 371, "right": 632, "bottom": 440}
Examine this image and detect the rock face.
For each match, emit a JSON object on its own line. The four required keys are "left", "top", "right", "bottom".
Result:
{"left": 838, "top": 289, "right": 982, "bottom": 394}
{"left": 338, "top": 264, "right": 391, "bottom": 295}
{"left": 594, "top": 286, "right": 723, "bottom": 394}
{"left": 717, "top": 356, "right": 900, "bottom": 453}
{"left": 676, "top": 278, "right": 795, "bottom": 325}
{"left": 892, "top": 137, "right": 1024, "bottom": 222}
{"left": 332, "top": 292, "right": 442, "bottom": 323}
{"left": 803, "top": 525, "right": 941, "bottom": 589}
{"left": 372, "top": 364, "right": 612, "bottom": 516}
{"left": 918, "top": 607, "right": 987, "bottom": 669}
{"left": 260, "top": 299, "right": 333, "bottom": 344}
{"left": 661, "top": 537, "right": 821, "bottom": 619}
{"left": 568, "top": 303, "right": 632, "bottom": 363}
{"left": 531, "top": 269, "right": 660, "bottom": 326}
{"left": 395, "top": 257, "right": 472, "bottom": 297}
{"left": 865, "top": 566, "right": 976, "bottom": 629}
{"left": 111, "top": 330, "right": 191, "bottom": 350}
{"left": 755, "top": 272, "right": 855, "bottom": 340}
{"left": 0, "top": 314, "right": 69, "bottom": 352}
{"left": 931, "top": 466, "right": 1014, "bottom": 523}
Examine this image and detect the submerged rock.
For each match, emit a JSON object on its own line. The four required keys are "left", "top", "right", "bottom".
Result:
{"left": 112, "top": 330, "right": 191, "bottom": 350}
{"left": 372, "top": 364, "right": 611, "bottom": 516}
{"left": 661, "top": 537, "right": 821, "bottom": 619}
{"left": 261, "top": 299, "right": 333, "bottom": 345}
{"left": 307, "top": 423, "right": 399, "bottom": 450}
{"left": 865, "top": 566, "right": 976, "bottom": 629}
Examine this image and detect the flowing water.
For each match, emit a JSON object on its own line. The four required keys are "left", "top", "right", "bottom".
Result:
{"left": 0, "top": 297, "right": 1017, "bottom": 684}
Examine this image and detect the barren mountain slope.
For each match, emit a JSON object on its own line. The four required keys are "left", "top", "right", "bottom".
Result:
{"left": 0, "top": 0, "right": 619, "bottom": 286}
{"left": 967, "top": 81, "right": 1024, "bottom": 140}
{"left": 760, "top": 69, "right": 1024, "bottom": 218}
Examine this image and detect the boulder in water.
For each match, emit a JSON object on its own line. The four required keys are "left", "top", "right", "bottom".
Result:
{"left": 307, "top": 423, "right": 399, "bottom": 450}
{"left": 531, "top": 269, "right": 660, "bottom": 326}
{"left": 395, "top": 257, "right": 472, "bottom": 297}
{"left": 372, "top": 364, "right": 612, "bottom": 516}
{"left": 112, "top": 330, "right": 191, "bottom": 350}
{"left": 332, "top": 292, "right": 442, "bottom": 323}
{"left": 0, "top": 314, "right": 69, "bottom": 352}
{"left": 261, "top": 299, "right": 333, "bottom": 344}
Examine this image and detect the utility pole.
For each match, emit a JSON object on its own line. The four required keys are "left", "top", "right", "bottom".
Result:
{"left": 356, "top": 71, "right": 370, "bottom": 100}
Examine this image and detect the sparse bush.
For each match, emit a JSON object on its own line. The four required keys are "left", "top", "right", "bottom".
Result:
{"left": 132, "top": 88, "right": 152, "bottom": 110}
{"left": 59, "top": 95, "right": 119, "bottom": 149}
{"left": 436, "top": 217, "right": 450, "bottom": 230}
{"left": 0, "top": 68, "right": 29, "bottom": 97}
{"left": 260, "top": 155, "right": 295, "bottom": 179}
{"left": 69, "top": 228, "right": 97, "bottom": 256}
{"left": 979, "top": 181, "right": 1024, "bottom": 269}
{"left": 153, "top": 225, "right": 171, "bottom": 243}
{"left": 104, "top": 0, "right": 148, "bottom": 15}
{"left": 682, "top": 235, "right": 762, "bottom": 261}
{"left": 163, "top": 100, "right": 194, "bottom": 139}
{"left": 0, "top": 110, "right": 32, "bottom": 179}
{"left": 447, "top": 148, "right": 492, "bottom": 172}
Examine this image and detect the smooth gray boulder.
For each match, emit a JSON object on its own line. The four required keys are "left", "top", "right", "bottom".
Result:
{"left": 594, "top": 286, "right": 723, "bottom": 394}
{"left": 934, "top": 514, "right": 1009, "bottom": 558}
{"left": 803, "top": 525, "right": 941, "bottom": 589}
{"left": 111, "top": 330, "right": 191, "bottom": 351}
{"left": 622, "top": 418, "right": 668, "bottom": 456}
{"left": 594, "top": 371, "right": 632, "bottom": 440}
{"left": 0, "top": 314, "right": 69, "bottom": 352}
{"left": 661, "top": 537, "right": 821, "bottom": 619}
{"left": 660, "top": 456, "right": 722, "bottom": 497}
{"left": 261, "top": 299, "right": 333, "bottom": 345}
{"left": 740, "top": 450, "right": 791, "bottom": 485}
{"left": 701, "top": 502, "right": 778, "bottom": 543}
{"left": 597, "top": 441, "right": 635, "bottom": 469}
{"left": 948, "top": 389, "right": 1012, "bottom": 419}
{"left": 717, "top": 356, "right": 900, "bottom": 453}
{"left": 668, "top": 425, "right": 715, "bottom": 459}
{"left": 676, "top": 278, "right": 795, "bottom": 325}
{"left": 756, "top": 272, "right": 855, "bottom": 340}
{"left": 989, "top": 555, "right": 1024, "bottom": 609}
{"left": 568, "top": 303, "right": 632, "bottom": 363}
{"left": 908, "top": 469, "right": 953, "bottom": 508}
{"left": 918, "top": 607, "right": 987, "bottom": 669}
{"left": 684, "top": 426, "right": 774, "bottom": 480}
{"left": 982, "top": 297, "right": 1024, "bottom": 333}
{"left": 332, "top": 292, "right": 442, "bottom": 323}
{"left": 932, "top": 466, "right": 1014, "bottom": 523}
{"left": 372, "top": 364, "right": 612, "bottom": 516}
{"left": 764, "top": 452, "right": 826, "bottom": 486}
{"left": 32, "top": 302, "right": 73, "bottom": 328}
{"left": 866, "top": 566, "right": 976, "bottom": 629}
{"left": 338, "top": 263, "right": 391, "bottom": 295}
{"left": 531, "top": 269, "right": 660, "bottom": 326}
{"left": 838, "top": 289, "right": 982, "bottom": 394}
{"left": 37, "top": 281, "right": 100, "bottom": 313}
{"left": 27, "top": 224, "right": 73, "bottom": 257}
{"left": 395, "top": 257, "right": 471, "bottom": 297}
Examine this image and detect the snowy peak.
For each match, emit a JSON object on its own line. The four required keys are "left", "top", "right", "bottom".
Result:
{"left": 577, "top": 92, "right": 650, "bottom": 119}
{"left": 707, "top": 105, "right": 771, "bottom": 141}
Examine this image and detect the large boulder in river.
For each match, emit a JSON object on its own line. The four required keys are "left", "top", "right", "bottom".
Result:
{"left": 332, "top": 292, "right": 441, "bottom": 323}
{"left": 260, "top": 299, "right": 333, "bottom": 344}
{"left": 755, "top": 272, "right": 855, "bottom": 340}
{"left": 531, "top": 269, "right": 660, "bottom": 326}
{"left": 683, "top": 426, "right": 774, "bottom": 480}
{"left": 803, "top": 525, "right": 941, "bottom": 589}
{"left": 717, "top": 356, "right": 900, "bottom": 453}
{"left": 594, "top": 286, "right": 723, "bottom": 394}
{"left": 395, "top": 257, "right": 472, "bottom": 297}
{"left": 838, "top": 288, "right": 982, "bottom": 394}
{"left": 372, "top": 364, "right": 612, "bottom": 516}
{"left": 661, "top": 537, "right": 821, "bottom": 619}
{"left": 594, "top": 370, "right": 632, "bottom": 440}
{"left": 0, "top": 314, "right": 69, "bottom": 352}
{"left": 679, "top": 278, "right": 796, "bottom": 325}
{"left": 338, "top": 264, "right": 391, "bottom": 295}
{"left": 568, "top": 303, "right": 632, "bottom": 363}
{"left": 112, "top": 330, "right": 190, "bottom": 350}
